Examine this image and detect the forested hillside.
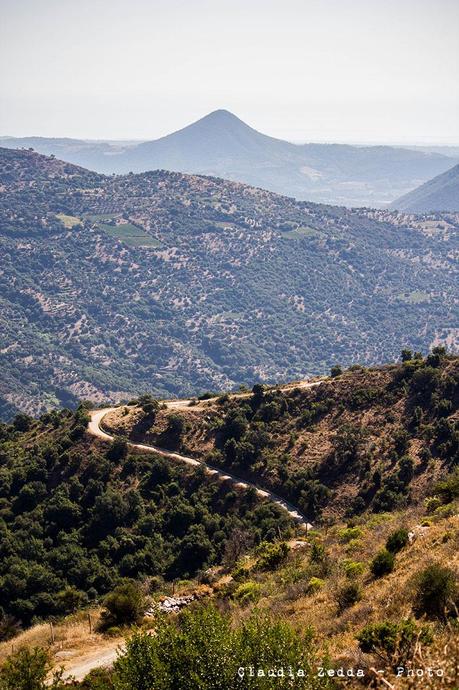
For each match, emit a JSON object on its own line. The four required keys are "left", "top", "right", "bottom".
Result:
{"left": 0, "top": 147, "right": 458, "bottom": 419}
{"left": 0, "top": 405, "right": 289, "bottom": 627}
{"left": 0, "top": 353, "right": 457, "bottom": 689}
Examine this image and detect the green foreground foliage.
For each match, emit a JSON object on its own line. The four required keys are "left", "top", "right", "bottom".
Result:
{"left": 113, "top": 606, "right": 333, "bottom": 690}
{"left": 0, "top": 607, "right": 335, "bottom": 690}
{"left": 0, "top": 647, "right": 63, "bottom": 690}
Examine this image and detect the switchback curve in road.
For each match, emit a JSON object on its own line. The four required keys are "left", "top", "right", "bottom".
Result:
{"left": 88, "top": 396, "right": 316, "bottom": 530}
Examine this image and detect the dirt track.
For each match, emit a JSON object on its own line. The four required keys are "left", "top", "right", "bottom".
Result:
{"left": 58, "top": 644, "right": 123, "bottom": 682}
{"left": 88, "top": 380, "right": 322, "bottom": 529}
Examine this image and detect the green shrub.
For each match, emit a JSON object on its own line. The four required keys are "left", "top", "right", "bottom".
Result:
{"left": 100, "top": 580, "right": 145, "bottom": 628}
{"left": 433, "top": 503, "right": 456, "bottom": 519}
{"left": 412, "top": 564, "right": 457, "bottom": 620}
{"left": 344, "top": 538, "right": 362, "bottom": 554}
{"left": 106, "top": 437, "right": 128, "bottom": 462}
{"left": 343, "top": 560, "right": 366, "bottom": 578}
{"left": 386, "top": 528, "right": 409, "bottom": 554}
{"left": 432, "top": 469, "right": 459, "bottom": 504}
{"left": 0, "top": 647, "right": 63, "bottom": 690}
{"left": 198, "top": 391, "right": 216, "bottom": 400}
{"left": 138, "top": 395, "right": 159, "bottom": 417}
{"left": 338, "top": 526, "right": 363, "bottom": 543}
{"left": 113, "top": 628, "right": 166, "bottom": 690}
{"left": 233, "top": 581, "right": 262, "bottom": 604}
{"left": 424, "top": 496, "right": 442, "bottom": 513}
{"left": 337, "top": 582, "right": 361, "bottom": 612}
{"left": 13, "top": 413, "right": 32, "bottom": 432}
{"left": 372, "top": 485, "right": 403, "bottom": 512}
{"left": 310, "top": 541, "right": 326, "bottom": 563}
{"left": 356, "top": 619, "right": 432, "bottom": 664}
{"left": 255, "top": 541, "right": 289, "bottom": 570}
{"left": 392, "top": 429, "right": 410, "bottom": 457}
{"left": 55, "top": 586, "right": 88, "bottom": 614}
{"left": 308, "top": 577, "right": 325, "bottom": 593}
{"left": 397, "top": 456, "right": 414, "bottom": 485}
{"left": 80, "top": 667, "right": 114, "bottom": 689}
{"left": 410, "top": 366, "right": 441, "bottom": 402}
{"left": 231, "top": 561, "right": 251, "bottom": 581}
{"left": 371, "top": 549, "right": 395, "bottom": 578}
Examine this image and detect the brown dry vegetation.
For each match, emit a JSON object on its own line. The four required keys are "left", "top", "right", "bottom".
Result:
{"left": 104, "top": 357, "right": 459, "bottom": 522}
{"left": 210, "top": 508, "right": 459, "bottom": 688}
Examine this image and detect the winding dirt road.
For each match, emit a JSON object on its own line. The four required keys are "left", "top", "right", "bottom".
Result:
{"left": 88, "top": 381, "right": 322, "bottom": 529}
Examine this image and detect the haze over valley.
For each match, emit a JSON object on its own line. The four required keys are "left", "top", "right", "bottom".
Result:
{"left": 2, "top": 110, "right": 458, "bottom": 208}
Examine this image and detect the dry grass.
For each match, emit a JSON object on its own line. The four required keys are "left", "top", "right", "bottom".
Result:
{"left": 2, "top": 512, "right": 456, "bottom": 682}
{"left": 104, "top": 361, "right": 458, "bottom": 521}
{"left": 0, "top": 607, "right": 124, "bottom": 672}
{"left": 222, "top": 510, "right": 459, "bottom": 663}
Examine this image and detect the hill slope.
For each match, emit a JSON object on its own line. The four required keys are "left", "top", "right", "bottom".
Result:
{"left": 0, "top": 404, "right": 290, "bottom": 627}
{"left": 103, "top": 354, "right": 459, "bottom": 522}
{"left": 391, "top": 163, "right": 459, "bottom": 212}
{"left": 2, "top": 110, "right": 457, "bottom": 207}
{"left": 0, "top": 147, "right": 458, "bottom": 419}
{"left": 0, "top": 355, "right": 457, "bottom": 689}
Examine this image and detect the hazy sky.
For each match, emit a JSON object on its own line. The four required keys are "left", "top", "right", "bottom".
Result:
{"left": 1, "top": 0, "right": 458, "bottom": 144}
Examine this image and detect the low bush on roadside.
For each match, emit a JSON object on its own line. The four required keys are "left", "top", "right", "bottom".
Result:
{"left": 99, "top": 580, "right": 145, "bottom": 629}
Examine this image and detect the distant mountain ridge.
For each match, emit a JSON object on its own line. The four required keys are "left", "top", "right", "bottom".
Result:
{"left": 2, "top": 110, "right": 457, "bottom": 207}
{"left": 391, "top": 163, "right": 459, "bottom": 212}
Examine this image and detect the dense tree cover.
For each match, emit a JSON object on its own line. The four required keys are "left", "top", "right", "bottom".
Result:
{"left": 1, "top": 147, "right": 458, "bottom": 419}
{"left": 0, "top": 407, "right": 292, "bottom": 629}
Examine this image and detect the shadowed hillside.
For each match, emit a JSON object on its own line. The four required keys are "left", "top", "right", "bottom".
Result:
{"left": 392, "top": 163, "right": 459, "bottom": 212}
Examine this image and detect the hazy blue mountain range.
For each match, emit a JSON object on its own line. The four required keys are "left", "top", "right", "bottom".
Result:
{"left": 1, "top": 147, "right": 458, "bottom": 419}
{"left": 2, "top": 110, "right": 457, "bottom": 207}
{"left": 405, "top": 145, "right": 459, "bottom": 158}
{"left": 391, "top": 163, "right": 459, "bottom": 212}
